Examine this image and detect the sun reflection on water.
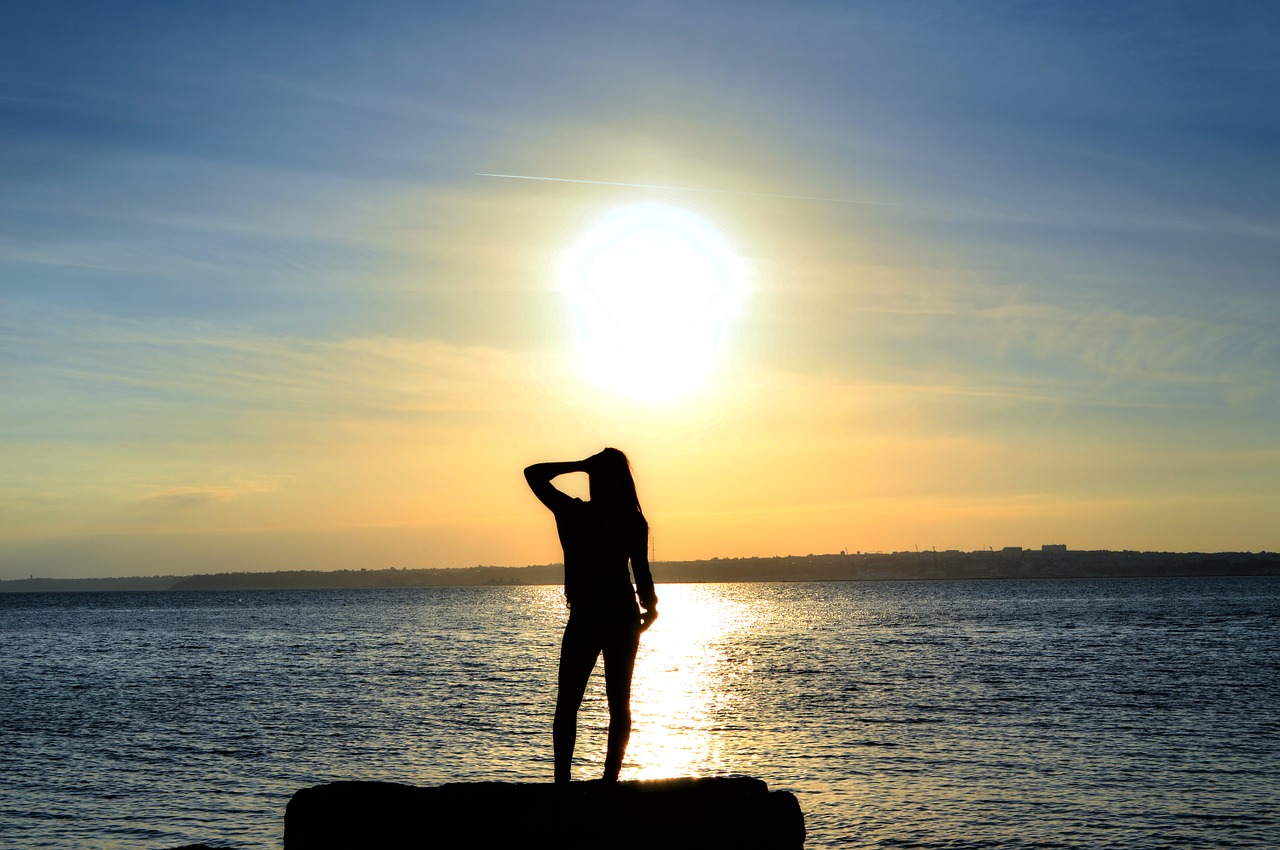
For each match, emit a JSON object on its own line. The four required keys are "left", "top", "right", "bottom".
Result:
{"left": 622, "top": 585, "right": 763, "bottom": 780}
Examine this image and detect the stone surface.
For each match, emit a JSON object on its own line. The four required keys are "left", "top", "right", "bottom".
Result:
{"left": 284, "top": 776, "right": 805, "bottom": 849}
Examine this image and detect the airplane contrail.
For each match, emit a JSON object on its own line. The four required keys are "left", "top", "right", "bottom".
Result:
{"left": 472, "top": 171, "right": 917, "bottom": 209}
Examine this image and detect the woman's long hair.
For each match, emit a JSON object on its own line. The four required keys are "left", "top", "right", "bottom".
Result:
{"left": 592, "top": 447, "right": 648, "bottom": 537}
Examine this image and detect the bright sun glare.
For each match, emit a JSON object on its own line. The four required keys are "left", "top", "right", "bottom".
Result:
{"left": 559, "top": 202, "right": 748, "bottom": 402}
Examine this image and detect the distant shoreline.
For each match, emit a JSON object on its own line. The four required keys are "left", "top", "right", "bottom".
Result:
{"left": 3, "top": 549, "right": 1277, "bottom": 592}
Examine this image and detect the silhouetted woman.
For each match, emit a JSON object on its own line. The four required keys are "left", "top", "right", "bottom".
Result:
{"left": 525, "top": 448, "right": 658, "bottom": 783}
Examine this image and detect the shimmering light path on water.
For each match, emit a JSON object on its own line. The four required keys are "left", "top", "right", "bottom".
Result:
{"left": 2, "top": 578, "right": 1277, "bottom": 848}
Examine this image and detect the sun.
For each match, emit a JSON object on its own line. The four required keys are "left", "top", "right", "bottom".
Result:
{"left": 559, "top": 202, "right": 748, "bottom": 402}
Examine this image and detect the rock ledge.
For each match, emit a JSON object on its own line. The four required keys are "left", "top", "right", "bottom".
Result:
{"left": 285, "top": 775, "right": 805, "bottom": 849}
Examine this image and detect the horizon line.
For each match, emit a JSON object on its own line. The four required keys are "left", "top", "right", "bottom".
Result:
{"left": 4, "top": 547, "right": 1277, "bottom": 584}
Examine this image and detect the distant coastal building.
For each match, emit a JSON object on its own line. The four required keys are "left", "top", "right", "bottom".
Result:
{"left": 1041, "top": 544, "right": 1067, "bottom": 554}
{"left": 1001, "top": 546, "right": 1023, "bottom": 554}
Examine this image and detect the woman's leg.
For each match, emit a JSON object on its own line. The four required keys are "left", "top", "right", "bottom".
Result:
{"left": 554, "top": 617, "right": 599, "bottom": 783}
{"left": 600, "top": 622, "right": 640, "bottom": 781}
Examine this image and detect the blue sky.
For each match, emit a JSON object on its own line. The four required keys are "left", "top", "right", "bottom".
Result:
{"left": 3, "top": 1, "right": 1278, "bottom": 577}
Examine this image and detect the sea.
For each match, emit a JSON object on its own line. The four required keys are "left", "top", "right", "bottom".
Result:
{"left": 1, "top": 577, "right": 1277, "bottom": 849}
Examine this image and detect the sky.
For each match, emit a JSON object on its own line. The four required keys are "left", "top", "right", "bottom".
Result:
{"left": 2, "top": 1, "right": 1278, "bottom": 579}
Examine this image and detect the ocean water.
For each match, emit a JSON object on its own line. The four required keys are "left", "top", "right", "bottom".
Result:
{"left": 1, "top": 577, "right": 1277, "bottom": 849}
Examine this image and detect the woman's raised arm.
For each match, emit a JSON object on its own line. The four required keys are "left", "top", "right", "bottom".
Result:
{"left": 524, "top": 459, "right": 587, "bottom": 511}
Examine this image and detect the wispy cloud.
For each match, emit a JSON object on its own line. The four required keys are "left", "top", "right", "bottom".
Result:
{"left": 1, "top": 302, "right": 559, "bottom": 441}
{"left": 134, "top": 481, "right": 277, "bottom": 511}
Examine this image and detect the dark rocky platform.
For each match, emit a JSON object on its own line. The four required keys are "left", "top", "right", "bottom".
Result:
{"left": 284, "top": 775, "right": 805, "bottom": 849}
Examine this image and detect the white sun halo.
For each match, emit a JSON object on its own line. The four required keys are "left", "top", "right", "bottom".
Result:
{"left": 559, "top": 202, "right": 748, "bottom": 402}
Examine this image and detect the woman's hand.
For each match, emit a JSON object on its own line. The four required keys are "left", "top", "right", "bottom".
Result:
{"left": 639, "top": 604, "right": 659, "bottom": 632}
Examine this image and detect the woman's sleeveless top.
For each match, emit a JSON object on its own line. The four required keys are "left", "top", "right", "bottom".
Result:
{"left": 552, "top": 498, "right": 647, "bottom": 610}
